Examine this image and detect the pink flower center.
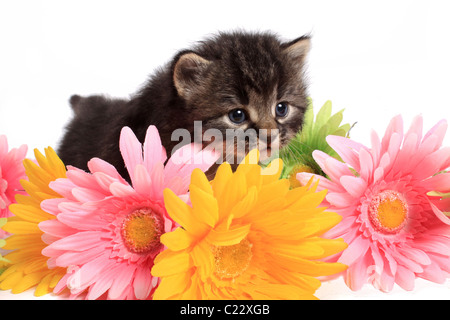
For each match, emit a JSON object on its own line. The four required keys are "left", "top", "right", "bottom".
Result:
{"left": 121, "top": 208, "right": 163, "bottom": 254}
{"left": 369, "top": 190, "right": 408, "bottom": 233}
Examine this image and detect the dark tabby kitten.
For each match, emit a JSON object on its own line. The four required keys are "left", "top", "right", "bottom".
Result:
{"left": 57, "top": 31, "right": 311, "bottom": 180}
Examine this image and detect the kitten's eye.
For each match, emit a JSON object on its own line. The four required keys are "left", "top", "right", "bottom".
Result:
{"left": 275, "top": 102, "right": 289, "bottom": 118}
{"left": 228, "top": 109, "right": 247, "bottom": 124}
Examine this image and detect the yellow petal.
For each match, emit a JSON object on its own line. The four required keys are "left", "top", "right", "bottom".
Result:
{"left": 206, "top": 224, "right": 251, "bottom": 246}
{"left": 229, "top": 185, "right": 258, "bottom": 219}
{"left": 217, "top": 169, "right": 247, "bottom": 220}
{"left": 191, "top": 241, "right": 213, "bottom": 280}
{"left": 163, "top": 188, "right": 207, "bottom": 235}
{"left": 299, "top": 212, "right": 343, "bottom": 238}
{"left": 0, "top": 270, "right": 22, "bottom": 290}
{"left": 160, "top": 228, "right": 193, "bottom": 251}
{"left": 211, "top": 162, "right": 233, "bottom": 199}
{"left": 34, "top": 272, "right": 54, "bottom": 297}
{"left": 9, "top": 203, "right": 54, "bottom": 223}
{"left": 261, "top": 158, "right": 283, "bottom": 183}
{"left": 2, "top": 221, "right": 42, "bottom": 234}
{"left": 153, "top": 272, "right": 190, "bottom": 300}
{"left": 11, "top": 271, "right": 44, "bottom": 294}
{"left": 152, "top": 251, "right": 191, "bottom": 277}
{"left": 2, "top": 234, "right": 42, "bottom": 251}
{"left": 190, "top": 168, "right": 213, "bottom": 195}
{"left": 190, "top": 184, "right": 219, "bottom": 227}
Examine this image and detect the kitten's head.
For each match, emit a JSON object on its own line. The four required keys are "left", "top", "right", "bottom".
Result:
{"left": 171, "top": 31, "right": 311, "bottom": 166}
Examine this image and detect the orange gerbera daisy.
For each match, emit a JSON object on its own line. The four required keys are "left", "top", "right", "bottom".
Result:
{"left": 152, "top": 150, "right": 347, "bottom": 300}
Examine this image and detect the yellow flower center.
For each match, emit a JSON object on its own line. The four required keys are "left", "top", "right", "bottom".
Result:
{"left": 212, "top": 238, "right": 253, "bottom": 279}
{"left": 288, "top": 164, "right": 315, "bottom": 189}
{"left": 121, "top": 208, "right": 163, "bottom": 254}
{"left": 369, "top": 190, "right": 408, "bottom": 233}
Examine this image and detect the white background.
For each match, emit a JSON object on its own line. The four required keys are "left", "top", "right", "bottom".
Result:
{"left": 0, "top": 0, "right": 449, "bottom": 300}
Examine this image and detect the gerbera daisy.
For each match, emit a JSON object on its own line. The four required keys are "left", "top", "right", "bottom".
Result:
{"left": 0, "top": 135, "right": 27, "bottom": 237}
{"left": 0, "top": 147, "right": 67, "bottom": 296}
{"left": 40, "top": 125, "right": 218, "bottom": 300}
{"left": 152, "top": 150, "right": 347, "bottom": 300}
{"left": 297, "top": 114, "right": 450, "bottom": 292}
{"left": 279, "top": 99, "right": 352, "bottom": 188}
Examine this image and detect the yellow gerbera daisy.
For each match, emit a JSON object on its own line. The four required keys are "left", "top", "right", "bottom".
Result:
{"left": 152, "top": 150, "right": 348, "bottom": 300}
{"left": 0, "top": 147, "right": 67, "bottom": 296}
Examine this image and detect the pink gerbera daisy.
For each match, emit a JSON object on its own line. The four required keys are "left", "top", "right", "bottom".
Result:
{"left": 40, "top": 126, "right": 218, "bottom": 299}
{"left": 0, "top": 135, "right": 27, "bottom": 235}
{"left": 298, "top": 115, "right": 450, "bottom": 292}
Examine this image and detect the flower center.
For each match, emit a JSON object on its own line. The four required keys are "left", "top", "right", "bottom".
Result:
{"left": 212, "top": 238, "right": 253, "bottom": 279}
{"left": 121, "top": 208, "right": 163, "bottom": 254}
{"left": 288, "top": 164, "right": 315, "bottom": 189}
{"left": 369, "top": 190, "right": 408, "bottom": 233}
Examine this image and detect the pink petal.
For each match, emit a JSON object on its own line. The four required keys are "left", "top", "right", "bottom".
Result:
{"left": 49, "top": 179, "right": 76, "bottom": 200}
{"left": 143, "top": 125, "right": 167, "bottom": 172}
{"left": 429, "top": 199, "right": 450, "bottom": 226}
{"left": 132, "top": 164, "right": 152, "bottom": 196}
{"left": 119, "top": 126, "right": 144, "bottom": 182}
{"left": 40, "top": 198, "right": 65, "bottom": 216}
{"left": 326, "top": 136, "right": 365, "bottom": 172}
{"left": 39, "top": 219, "right": 78, "bottom": 239}
{"left": 405, "top": 115, "right": 423, "bottom": 148}
{"left": 57, "top": 211, "right": 106, "bottom": 230}
{"left": 55, "top": 243, "right": 107, "bottom": 267}
{"left": 93, "top": 172, "right": 119, "bottom": 193}
{"left": 339, "top": 175, "right": 367, "bottom": 198}
{"left": 395, "top": 265, "right": 416, "bottom": 291}
{"left": 381, "top": 114, "right": 403, "bottom": 155}
{"left": 47, "top": 230, "right": 106, "bottom": 251}
{"left": 370, "top": 129, "right": 381, "bottom": 167}
{"left": 392, "top": 131, "right": 419, "bottom": 175}
{"left": 338, "top": 236, "right": 370, "bottom": 267}
{"left": 397, "top": 246, "right": 431, "bottom": 266}
{"left": 324, "top": 216, "right": 356, "bottom": 239}
{"left": 74, "top": 253, "right": 110, "bottom": 288}
{"left": 414, "top": 147, "right": 450, "bottom": 180}
{"left": 358, "top": 148, "right": 373, "bottom": 182}
{"left": 86, "top": 268, "right": 115, "bottom": 300}
{"left": 312, "top": 150, "right": 353, "bottom": 182}
{"left": 66, "top": 167, "right": 100, "bottom": 191}
{"left": 297, "top": 172, "right": 342, "bottom": 193}
{"left": 108, "top": 264, "right": 135, "bottom": 300}
{"left": 109, "top": 181, "right": 135, "bottom": 197}
{"left": 391, "top": 249, "right": 423, "bottom": 273}
{"left": 88, "top": 158, "right": 126, "bottom": 183}
{"left": 72, "top": 187, "right": 106, "bottom": 202}
{"left": 419, "top": 261, "right": 446, "bottom": 284}
{"left": 386, "top": 132, "right": 402, "bottom": 170}
{"left": 133, "top": 266, "right": 153, "bottom": 299}
{"left": 344, "top": 251, "right": 371, "bottom": 291}
{"left": 326, "top": 191, "right": 358, "bottom": 208}
{"left": 422, "top": 173, "right": 450, "bottom": 193}
{"left": 422, "top": 119, "right": 448, "bottom": 151}
{"left": 150, "top": 162, "right": 165, "bottom": 199}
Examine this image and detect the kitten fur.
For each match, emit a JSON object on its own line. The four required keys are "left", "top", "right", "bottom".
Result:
{"left": 57, "top": 31, "right": 311, "bottom": 180}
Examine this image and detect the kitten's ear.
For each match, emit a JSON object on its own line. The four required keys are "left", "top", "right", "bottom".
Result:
{"left": 281, "top": 35, "right": 311, "bottom": 65}
{"left": 173, "top": 52, "right": 212, "bottom": 99}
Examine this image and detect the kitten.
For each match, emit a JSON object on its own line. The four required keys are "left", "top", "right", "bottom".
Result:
{"left": 57, "top": 31, "right": 311, "bottom": 180}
